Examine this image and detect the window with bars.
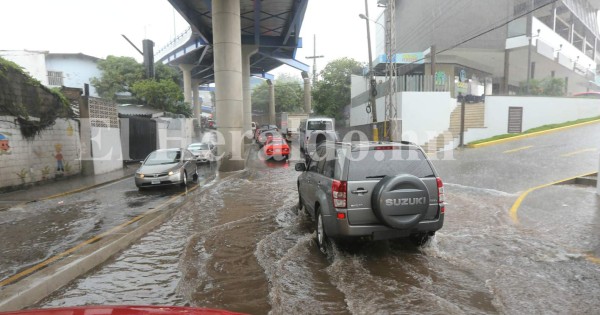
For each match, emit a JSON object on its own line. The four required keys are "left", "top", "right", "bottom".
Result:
{"left": 47, "top": 71, "right": 63, "bottom": 86}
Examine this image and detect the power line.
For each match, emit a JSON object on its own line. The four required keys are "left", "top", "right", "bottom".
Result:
{"left": 396, "top": 0, "right": 559, "bottom": 71}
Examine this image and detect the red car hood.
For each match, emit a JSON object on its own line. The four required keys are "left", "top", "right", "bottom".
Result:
{"left": 0, "top": 306, "right": 246, "bottom": 315}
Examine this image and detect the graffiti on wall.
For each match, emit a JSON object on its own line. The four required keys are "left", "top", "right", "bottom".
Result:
{"left": 54, "top": 143, "right": 64, "bottom": 173}
{"left": 0, "top": 133, "right": 12, "bottom": 155}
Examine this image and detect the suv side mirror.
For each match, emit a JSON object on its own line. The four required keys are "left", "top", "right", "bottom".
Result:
{"left": 295, "top": 163, "right": 306, "bottom": 172}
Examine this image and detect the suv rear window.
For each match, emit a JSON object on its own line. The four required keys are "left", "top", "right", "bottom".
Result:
{"left": 346, "top": 148, "right": 435, "bottom": 180}
{"left": 307, "top": 120, "right": 333, "bottom": 130}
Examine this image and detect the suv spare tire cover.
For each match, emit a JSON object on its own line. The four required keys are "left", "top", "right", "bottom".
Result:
{"left": 371, "top": 174, "right": 430, "bottom": 229}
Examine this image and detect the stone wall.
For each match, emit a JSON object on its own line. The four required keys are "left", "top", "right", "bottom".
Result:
{"left": 0, "top": 116, "right": 81, "bottom": 190}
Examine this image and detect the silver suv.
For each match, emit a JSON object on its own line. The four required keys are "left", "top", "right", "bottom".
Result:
{"left": 295, "top": 141, "right": 445, "bottom": 253}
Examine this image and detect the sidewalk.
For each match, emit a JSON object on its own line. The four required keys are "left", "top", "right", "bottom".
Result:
{"left": 0, "top": 164, "right": 138, "bottom": 211}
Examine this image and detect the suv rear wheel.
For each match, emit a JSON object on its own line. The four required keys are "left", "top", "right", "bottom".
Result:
{"left": 315, "top": 207, "right": 329, "bottom": 254}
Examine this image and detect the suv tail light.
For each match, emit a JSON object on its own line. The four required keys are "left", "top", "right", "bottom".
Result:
{"left": 332, "top": 180, "right": 347, "bottom": 208}
{"left": 437, "top": 177, "right": 445, "bottom": 214}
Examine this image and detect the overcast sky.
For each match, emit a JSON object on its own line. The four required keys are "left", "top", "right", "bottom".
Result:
{"left": 0, "top": 0, "right": 383, "bottom": 79}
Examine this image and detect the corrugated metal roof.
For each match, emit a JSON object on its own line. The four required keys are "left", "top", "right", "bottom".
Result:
{"left": 117, "top": 104, "right": 165, "bottom": 118}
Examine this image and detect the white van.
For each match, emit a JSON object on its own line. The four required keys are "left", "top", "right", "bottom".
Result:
{"left": 298, "top": 117, "right": 336, "bottom": 155}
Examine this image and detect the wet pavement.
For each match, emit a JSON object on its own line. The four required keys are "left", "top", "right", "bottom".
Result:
{"left": 434, "top": 121, "right": 600, "bottom": 193}
{"left": 31, "top": 124, "right": 600, "bottom": 314}
{"left": 0, "top": 166, "right": 137, "bottom": 211}
{"left": 0, "top": 162, "right": 217, "bottom": 284}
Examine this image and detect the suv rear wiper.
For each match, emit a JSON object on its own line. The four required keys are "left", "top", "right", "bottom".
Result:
{"left": 365, "top": 175, "right": 386, "bottom": 179}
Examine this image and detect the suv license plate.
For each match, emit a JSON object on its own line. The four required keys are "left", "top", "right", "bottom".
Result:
{"left": 151, "top": 179, "right": 160, "bottom": 185}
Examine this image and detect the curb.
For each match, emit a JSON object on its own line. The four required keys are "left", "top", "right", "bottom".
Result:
{"left": 468, "top": 118, "right": 600, "bottom": 148}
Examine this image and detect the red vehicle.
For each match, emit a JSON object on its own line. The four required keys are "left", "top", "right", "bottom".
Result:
{"left": 262, "top": 137, "right": 290, "bottom": 160}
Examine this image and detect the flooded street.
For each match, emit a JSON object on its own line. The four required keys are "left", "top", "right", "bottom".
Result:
{"left": 38, "top": 145, "right": 600, "bottom": 314}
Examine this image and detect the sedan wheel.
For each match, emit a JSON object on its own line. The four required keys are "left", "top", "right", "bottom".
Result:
{"left": 180, "top": 171, "right": 187, "bottom": 187}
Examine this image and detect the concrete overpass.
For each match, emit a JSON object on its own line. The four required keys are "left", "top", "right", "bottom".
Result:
{"left": 159, "top": 0, "right": 310, "bottom": 171}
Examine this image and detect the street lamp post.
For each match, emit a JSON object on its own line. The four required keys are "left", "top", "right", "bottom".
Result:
{"left": 359, "top": 1, "right": 379, "bottom": 142}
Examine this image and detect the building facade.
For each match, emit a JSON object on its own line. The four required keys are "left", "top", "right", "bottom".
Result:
{"left": 0, "top": 50, "right": 101, "bottom": 97}
{"left": 376, "top": 0, "right": 600, "bottom": 96}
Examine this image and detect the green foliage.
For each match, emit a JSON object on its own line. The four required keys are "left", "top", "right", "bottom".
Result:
{"left": 91, "top": 56, "right": 145, "bottom": 100}
{"left": 170, "top": 102, "right": 193, "bottom": 117}
{"left": 155, "top": 63, "right": 182, "bottom": 86}
{"left": 0, "top": 56, "right": 72, "bottom": 140}
{"left": 91, "top": 56, "right": 188, "bottom": 116}
{"left": 41, "top": 166, "right": 51, "bottom": 179}
{"left": 251, "top": 73, "right": 304, "bottom": 113}
{"left": 131, "top": 79, "right": 190, "bottom": 117}
{"left": 16, "top": 169, "right": 27, "bottom": 181}
{"left": 312, "top": 58, "right": 364, "bottom": 120}
{"left": 64, "top": 161, "right": 72, "bottom": 173}
{"left": 519, "top": 78, "right": 565, "bottom": 96}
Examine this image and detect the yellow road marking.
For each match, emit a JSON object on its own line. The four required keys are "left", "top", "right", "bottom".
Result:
{"left": 509, "top": 171, "right": 596, "bottom": 225}
{"left": 509, "top": 171, "right": 600, "bottom": 266}
{"left": 0, "top": 184, "right": 199, "bottom": 287}
{"left": 503, "top": 145, "right": 533, "bottom": 154}
{"left": 586, "top": 254, "right": 600, "bottom": 265}
{"left": 560, "top": 148, "right": 598, "bottom": 157}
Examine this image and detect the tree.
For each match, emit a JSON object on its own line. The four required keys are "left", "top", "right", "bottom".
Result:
{"left": 131, "top": 79, "right": 190, "bottom": 117}
{"left": 312, "top": 58, "right": 364, "bottom": 120}
{"left": 251, "top": 73, "right": 304, "bottom": 113}
{"left": 91, "top": 56, "right": 190, "bottom": 116}
{"left": 519, "top": 77, "right": 565, "bottom": 96}
{"left": 90, "top": 56, "right": 144, "bottom": 100}
{"left": 155, "top": 63, "right": 183, "bottom": 86}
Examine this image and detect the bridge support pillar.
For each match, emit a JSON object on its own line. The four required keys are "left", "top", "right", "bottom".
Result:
{"left": 267, "top": 79, "right": 275, "bottom": 125}
{"left": 213, "top": 0, "right": 244, "bottom": 171}
{"left": 242, "top": 45, "right": 258, "bottom": 136}
{"left": 597, "top": 154, "right": 600, "bottom": 196}
{"left": 178, "top": 64, "right": 194, "bottom": 104}
{"left": 192, "top": 79, "right": 201, "bottom": 121}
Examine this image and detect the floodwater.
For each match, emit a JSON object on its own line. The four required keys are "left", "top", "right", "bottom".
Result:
{"left": 0, "top": 165, "right": 215, "bottom": 282}
{"left": 38, "top": 146, "right": 600, "bottom": 314}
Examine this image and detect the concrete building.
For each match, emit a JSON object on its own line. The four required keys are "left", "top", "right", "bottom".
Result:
{"left": 0, "top": 50, "right": 101, "bottom": 97}
{"left": 374, "top": 0, "right": 600, "bottom": 97}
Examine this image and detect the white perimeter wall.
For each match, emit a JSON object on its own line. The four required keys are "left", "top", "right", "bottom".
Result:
{"left": 90, "top": 127, "right": 123, "bottom": 174}
{"left": 156, "top": 118, "right": 196, "bottom": 150}
{"left": 400, "top": 92, "right": 455, "bottom": 146}
{"left": 464, "top": 96, "right": 600, "bottom": 143}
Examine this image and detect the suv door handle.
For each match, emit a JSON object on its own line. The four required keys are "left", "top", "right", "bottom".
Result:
{"left": 351, "top": 188, "right": 369, "bottom": 194}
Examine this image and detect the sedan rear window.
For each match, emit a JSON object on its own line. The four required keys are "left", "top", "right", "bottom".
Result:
{"left": 189, "top": 143, "right": 209, "bottom": 150}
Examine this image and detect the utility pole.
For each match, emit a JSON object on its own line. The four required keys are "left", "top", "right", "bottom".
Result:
{"left": 363, "top": 0, "right": 378, "bottom": 142}
{"left": 305, "top": 34, "right": 324, "bottom": 83}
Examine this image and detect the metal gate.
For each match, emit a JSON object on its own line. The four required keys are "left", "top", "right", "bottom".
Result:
{"left": 127, "top": 116, "right": 157, "bottom": 160}
{"left": 507, "top": 107, "right": 523, "bottom": 133}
